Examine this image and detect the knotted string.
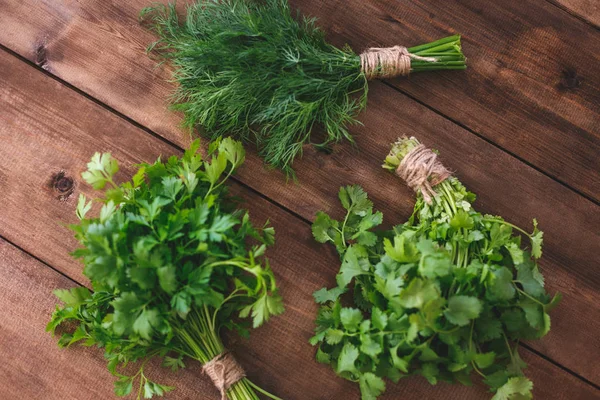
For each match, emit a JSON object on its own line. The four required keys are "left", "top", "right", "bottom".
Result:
{"left": 395, "top": 143, "right": 451, "bottom": 204}
{"left": 360, "top": 46, "right": 438, "bottom": 79}
{"left": 203, "top": 351, "right": 246, "bottom": 400}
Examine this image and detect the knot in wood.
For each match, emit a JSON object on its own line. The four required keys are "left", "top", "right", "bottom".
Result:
{"left": 55, "top": 176, "right": 74, "bottom": 193}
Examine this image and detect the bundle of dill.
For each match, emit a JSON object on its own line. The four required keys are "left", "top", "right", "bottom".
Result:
{"left": 141, "top": 0, "right": 466, "bottom": 175}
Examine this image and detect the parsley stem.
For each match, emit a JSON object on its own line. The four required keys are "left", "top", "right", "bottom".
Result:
{"left": 206, "top": 164, "right": 237, "bottom": 198}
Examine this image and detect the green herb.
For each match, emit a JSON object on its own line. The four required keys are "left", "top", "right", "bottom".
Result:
{"left": 311, "top": 137, "right": 559, "bottom": 399}
{"left": 140, "top": 0, "right": 465, "bottom": 175}
{"left": 47, "top": 138, "right": 284, "bottom": 400}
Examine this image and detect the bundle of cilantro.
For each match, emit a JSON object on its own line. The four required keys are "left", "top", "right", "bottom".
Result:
{"left": 311, "top": 137, "right": 560, "bottom": 399}
{"left": 47, "top": 139, "right": 284, "bottom": 400}
{"left": 140, "top": 0, "right": 465, "bottom": 175}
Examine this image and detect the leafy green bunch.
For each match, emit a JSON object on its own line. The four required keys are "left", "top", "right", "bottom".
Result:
{"left": 310, "top": 138, "right": 560, "bottom": 399}
{"left": 47, "top": 139, "right": 284, "bottom": 400}
{"left": 140, "top": 0, "right": 465, "bottom": 175}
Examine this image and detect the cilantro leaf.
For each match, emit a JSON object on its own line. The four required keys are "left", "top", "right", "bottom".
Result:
{"left": 450, "top": 210, "right": 474, "bottom": 229}
{"left": 337, "top": 245, "right": 369, "bottom": 288}
{"left": 312, "top": 211, "right": 337, "bottom": 243}
{"left": 398, "top": 278, "right": 439, "bottom": 309}
{"left": 325, "top": 329, "right": 345, "bottom": 345}
{"left": 492, "top": 377, "right": 533, "bottom": 400}
{"left": 474, "top": 352, "right": 496, "bottom": 369}
{"left": 337, "top": 342, "right": 359, "bottom": 374}
{"left": 311, "top": 139, "right": 557, "bottom": 400}
{"left": 339, "top": 185, "right": 372, "bottom": 216}
{"left": 340, "top": 308, "right": 363, "bottom": 332}
{"left": 82, "top": 152, "right": 119, "bottom": 190}
{"left": 371, "top": 307, "right": 388, "bottom": 331}
{"left": 53, "top": 287, "right": 91, "bottom": 307}
{"left": 359, "top": 373, "right": 386, "bottom": 400}
{"left": 488, "top": 267, "right": 516, "bottom": 301}
{"left": 383, "top": 235, "right": 420, "bottom": 263}
{"left": 505, "top": 242, "right": 524, "bottom": 265}
{"left": 516, "top": 262, "right": 544, "bottom": 297}
{"left": 444, "top": 296, "right": 482, "bottom": 326}
{"left": 530, "top": 219, "right": 543, "bottom": 259}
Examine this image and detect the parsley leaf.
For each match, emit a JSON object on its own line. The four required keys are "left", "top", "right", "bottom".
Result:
{"left": 50, "top": 139, "right": 282, "bottom": 399}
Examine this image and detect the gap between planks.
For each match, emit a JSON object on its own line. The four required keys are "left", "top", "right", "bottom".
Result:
{"left": 379, "top": 80, "right": 600, "bottom": 207}
{"left": 1, "top": 235, "right": 597, "bottom": 400}
{"left": 544, "top": 0, "right": 600, "bottom": 30}
{"left": 0, "top": 38, "right": 597, "bottom": 211}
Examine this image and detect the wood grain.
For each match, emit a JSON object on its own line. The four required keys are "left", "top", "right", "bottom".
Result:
{"left": 1, "top": 240, "right": 598, "bottom": 400}
{"left": 550, "top": 0, "right": 600, "bottom": 27}
{"left": 288, "top": 0, "right": 600, "bottom": 200}
{"left": 0, "top": 238, "right": 220, "bottom": 400}
{"left": 0, "top": 0, "right": 598, "bottom": 200}
{"left": 1, "top": 10, "right": 600, "bottom": 385}
{"left": 0, "top": 49, "right": 599, "bottom": 400}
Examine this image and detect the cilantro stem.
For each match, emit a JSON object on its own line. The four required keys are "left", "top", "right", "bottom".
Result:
{"left": 502, "top": 331, "right": 514, "bottom": 360}
{"left": 440, "top": 181, "right": 458, "bottom": 214}
{"left": 245, "top": 379, "right": 284, "bottom": 400}
{"left": 513, "top": 285, "right": 545, "bottom": 306}
{"left": 340, "top": 209, "right": 351, "bottom": 247}
{"left": 468, "top": 321, "right": 487, "bottom": 378}
{"left": 430, "top": 325, "right": 461, "bottom": 334}
{"left": 136, "top": 371, "right": 145, "bottom": 400}
{"left": 482, "top": 217, "right": 532, "bottom": 238}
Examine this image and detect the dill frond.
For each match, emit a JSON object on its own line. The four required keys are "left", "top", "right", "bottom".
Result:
{"left": 141, "top": 0, "right": 464, "bottom": 175}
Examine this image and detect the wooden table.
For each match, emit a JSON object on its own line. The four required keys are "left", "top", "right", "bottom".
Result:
{"left": 0, "top": 1, "right": 598, "bottom": 399}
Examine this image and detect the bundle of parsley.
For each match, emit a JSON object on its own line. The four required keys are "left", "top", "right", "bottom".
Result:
{"left": 47, "top": 139, "right": 284, "bottom": 400}
{"left": 310, "top": 137, "right": 560, "bottom": 399}
{"left": 141, "top": 0, "right": 466, "bottom": 175}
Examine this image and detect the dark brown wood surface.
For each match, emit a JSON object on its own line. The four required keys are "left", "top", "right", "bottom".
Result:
{"left": 2, "top": 0, "right": 600, "bottom": 383}
{"left": 551, "top": 0, "right": 600, "bottom": 27}
{"left": 1, "top": 237, "right": 597, "bottom": 400}
{"left": 0, "top": 0, "right": 598, "bottom": 399}
{"left": 289, "top": 0, "right": 600, "bottom": 200}
{"left": 0, "top": 0, "right": 598, "bottom": 200}
{"left": 0, "top": 46, "right": 598, "bottom": 400}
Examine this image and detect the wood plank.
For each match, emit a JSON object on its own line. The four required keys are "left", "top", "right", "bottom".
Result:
{"left": 2, "top": 239, "right": 598, "bottom": 400}
{"left": 0, "top": 238, "right": 219, "bottom": 400}
{"left": 550, "top": 0, "right": 600, "bottom": 27}
{"left": 1, "top": 12, "right": 599, "bottom": 384}
{"left": 0, "top": 0, "right": 598, "bottom": 200}
{"left": 288, "top": 0, "right": 600, "bottom": 200}
{"left": 1, "top": 52, "right": 599, "bottom": 400}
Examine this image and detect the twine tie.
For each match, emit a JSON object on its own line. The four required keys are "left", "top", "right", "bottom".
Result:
{"left": 203, "top": 351, "right": 246, "bottom": 400}
{"left": 360, "top": 46, "right": 438, "bottom": 79}
{"left": 395, "top": 142, "right": 451, "bottom": 204}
